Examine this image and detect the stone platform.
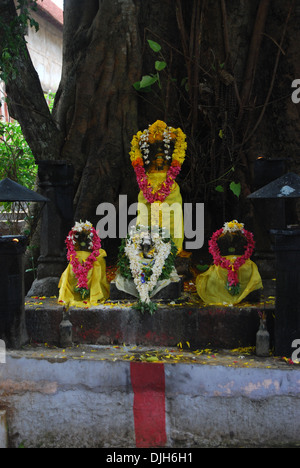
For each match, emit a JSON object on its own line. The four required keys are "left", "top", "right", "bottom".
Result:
{"left": 25, "top": 279, "right": 276, "bottom": 350}
{"left": 4, "top": 281, "right": 298, "bottom": 449}
{"left": 1, "top": 343, "right": 299, "bottom": 448}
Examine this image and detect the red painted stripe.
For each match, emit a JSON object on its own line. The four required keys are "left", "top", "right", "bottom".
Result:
{"left": 130, "top": 362, "right": 167, "bottom": 448}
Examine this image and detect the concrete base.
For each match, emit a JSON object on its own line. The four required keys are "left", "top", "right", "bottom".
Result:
{"left": 5, "top": 280, "right": 296, "bottom": 449}
{"left": 0, "top": 346, "right": 299, "bottom": 448}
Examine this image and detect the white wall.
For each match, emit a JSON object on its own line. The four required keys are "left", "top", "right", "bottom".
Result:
{"left": 26, "top": 11, "right": 63, "bottom": 93}
{"left": 1, "top": 351, "right": 300, "bottom": 448}
{"left": 1, "top": 7, "right": 63, "bottom": 122}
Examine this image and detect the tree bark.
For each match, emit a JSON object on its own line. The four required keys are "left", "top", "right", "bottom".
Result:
{"left": 237, "top": 0, "right": 271, "bottom": 125}
{"left": 54, "top": 0, "right": 142, "bottom": 222}
{"left": 2, "top": 0, "right": 300, "bottom": 246}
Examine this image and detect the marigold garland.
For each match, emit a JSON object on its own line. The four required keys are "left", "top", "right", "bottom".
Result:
{"left": 130, "top": 120, "right": 187, "bottom": 203}
{"left": 208, "top": 220, "right": 255, "bottom": 296}
{"left": 65, "top": 221, "right": 102, "bottom": 299}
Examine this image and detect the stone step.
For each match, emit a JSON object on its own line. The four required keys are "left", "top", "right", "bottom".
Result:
{"left": 25, "top": 296, "right": 275, "bottom": 350}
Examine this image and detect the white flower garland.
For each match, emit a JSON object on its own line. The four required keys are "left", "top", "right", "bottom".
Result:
{"left": 124, "top": 226, "right": 172, "bottom": 305}
{"left": 222, "top": 220, "right": 245, "bottom": 234}
{"left": 67, "top": 220, "right": 95, "bottom": 249}
{"left": 138, "top": 125, "right": 174, "bottom": 165}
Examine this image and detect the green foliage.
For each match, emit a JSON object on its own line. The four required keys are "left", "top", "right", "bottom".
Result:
{"left": 0, "top": 0, "right": 39, "bottom": 82}
{"left": 147, "top": 39, "right": 161, "bottom": 53}
{"left": 132, "top": 299, "right": 158, "bottom": 316}
{"left": 45, "top": 91, "right": 56, "bottom": 113}
{"left": 213, "top": 167, "right": 241, "bottom": 198}
{"left": 0, "top": 119, "right": 37, "bottom": 189}
{"left": 229, "top": 181, "right": 241, "bottom": 198}
{"left": 0, "top": 119, "right": 37, "bottom": 238}
{"left": 117, "top": 238, "right": 132, "bottom": 279}
{"left": 155, "top": 60, "right": 167, "bottom": 72}
{"left": 215, "top": 181, "right": 241, "bottom": 198}
{"left": 196, "top": 264, "right": 209, "bottom": 272}
{"left": 75, "top": 287, "right": 90, "bottom": 300}
{"left": 0, "top": 92, "right": 54, "bottom": 189}
{"left": 133, "top": 40, "right": 167, "bottom": 92}
{"left": 0, "top": 92, "right": 53, "bottom": 241}
{"left": 226, "top": 281, "right": 241, "bottom": 296}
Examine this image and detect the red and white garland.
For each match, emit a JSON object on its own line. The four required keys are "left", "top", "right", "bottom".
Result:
{"left": 208, "top": 220, "right": 255, "bottom": 295}
{"left": 65, "top": 221, "right": 101, "bottom": 298}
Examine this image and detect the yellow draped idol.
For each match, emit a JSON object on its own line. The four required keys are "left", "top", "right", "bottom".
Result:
{"left": 58, "top": 249, "right": 110, "bottom": 307}
{"left": 136, "top": 172, "right": 184, "bottom": 253}
{"left": 196, "top": 255, "right": 263, "bottom": 305}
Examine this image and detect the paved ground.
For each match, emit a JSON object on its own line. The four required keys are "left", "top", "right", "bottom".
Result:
{"left": 8, "top": 341, "right": 298, "bottom": 370}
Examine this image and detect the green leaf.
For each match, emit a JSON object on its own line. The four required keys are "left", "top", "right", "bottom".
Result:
{"left": 147, "top": 39, "right": 161, "bottom": 52}
{"left": 155, "top": 60, "right": 167, "bottom": 71}
{"left": 2, "top": 50, "right": 11, "bottom": 61}
{"left": 230, "top": 181, "right": 241, "bottom": 198}
{"left": 196, "top": 264, "right": 209, "bottom": 272}
{"left": 215, "top": 185, "right": 224, "bottom": 193}
{"left": 29, "top": 18, "right": 39, "bottom": 32}
{"left": 139, "top": 74, "right": 158, "bottom": 88}
{"left": 133, "top": 81, "right": 152, "bottom": 93}
{"left": 133, "top": 81, "right": 141, "bottom": 91}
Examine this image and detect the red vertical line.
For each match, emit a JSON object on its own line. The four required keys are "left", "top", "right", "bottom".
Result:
{"left": 130, "top": 362, "right": 167, "bottom": 448}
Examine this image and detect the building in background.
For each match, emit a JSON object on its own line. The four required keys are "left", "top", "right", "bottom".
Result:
{"left": 0, "top": 0, "right": 63, "bottom": 121}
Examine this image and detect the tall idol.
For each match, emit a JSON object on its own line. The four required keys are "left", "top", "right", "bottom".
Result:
{"left": 130, "top": 120, "right": 187, "bottom": 254}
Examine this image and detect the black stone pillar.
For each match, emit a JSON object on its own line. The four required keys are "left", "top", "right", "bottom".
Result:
{"left": 273, "top": 229, "right": 300, "bottom": 357}
{"left": 28, "top": 161, "right": 74, "bottom": 296}
{"left": 0, "top": 236, "right": 28, "bottom": 348}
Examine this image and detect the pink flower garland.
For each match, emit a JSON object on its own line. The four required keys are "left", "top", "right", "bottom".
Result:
{"left": 208, "top": 228, "right": 255, "bottom": 293}
{"left": 65, "top": 227, "right": 101, "bottom": 292}
{"left": 134, "top": 163, "right": 181, "bottom": 203}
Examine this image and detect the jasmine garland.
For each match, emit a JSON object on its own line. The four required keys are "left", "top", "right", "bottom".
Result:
{"left": 118, "top": 225, "right": 177, "bottom": 314}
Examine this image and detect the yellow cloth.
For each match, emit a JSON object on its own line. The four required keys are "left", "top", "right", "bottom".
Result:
{"left": 196, "top": 256, "right": 263, "bottom": 305}
{"left": 58, "top": 249, "right": 110, "bottom": 307}
{"left": 136, "top": 172, "right": 184, "bottom": 253}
